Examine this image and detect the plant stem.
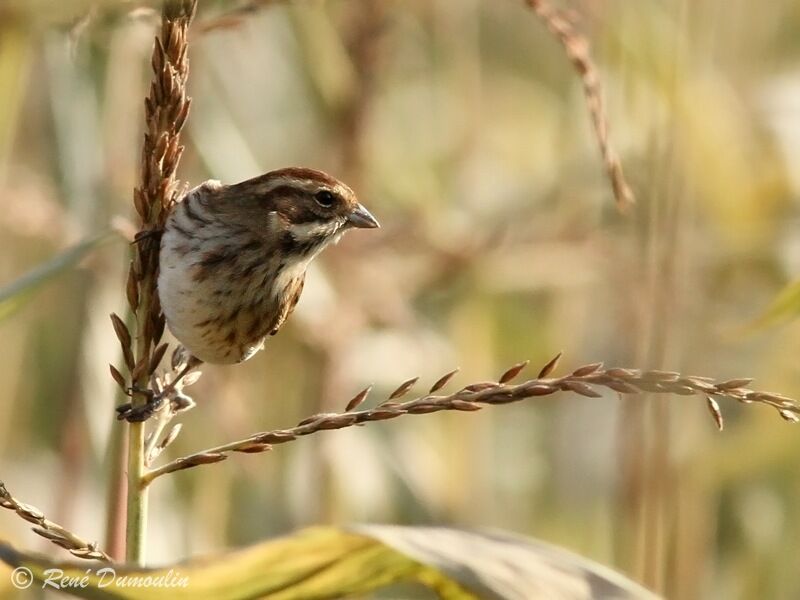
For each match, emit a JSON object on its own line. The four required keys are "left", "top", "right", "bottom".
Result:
{"left": 103, "top": 412, "right": 127, "bottom": 561}
{"left": 118, "top": 0, "right": 196, "bottom": 565}
{"left": 126, "top": 287, "right": 154, "bottom": 564}
{"left": 125, "top": 421, "right": 147, "bottom": 563}
{"left": 140, "top": 359, "right": 800, "bottom": 485}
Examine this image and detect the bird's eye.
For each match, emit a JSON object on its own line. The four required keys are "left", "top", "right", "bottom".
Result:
{"left": 315, "top": 190, "right": 336, "bottom": 208}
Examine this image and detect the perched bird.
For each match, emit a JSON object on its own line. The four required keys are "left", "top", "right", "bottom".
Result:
{"left": 158, "top": 167, "right": 379, "bottom": 364}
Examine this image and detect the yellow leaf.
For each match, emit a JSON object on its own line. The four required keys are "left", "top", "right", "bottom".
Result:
{"left": 0, "top": 526, "right": 659, "bottom": 599}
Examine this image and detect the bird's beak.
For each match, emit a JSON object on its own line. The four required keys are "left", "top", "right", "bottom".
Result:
{"left": 348, "top": 203, "right": 380, "bottom": 229}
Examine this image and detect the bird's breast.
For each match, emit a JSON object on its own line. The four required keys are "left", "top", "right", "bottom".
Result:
{"left": 158, "top": 198, "right": 291, "bottom": 364}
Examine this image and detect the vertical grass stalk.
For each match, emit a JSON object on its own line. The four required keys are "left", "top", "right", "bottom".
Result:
{"left": 120, "top": 0, "right": 196, "bottom": 565}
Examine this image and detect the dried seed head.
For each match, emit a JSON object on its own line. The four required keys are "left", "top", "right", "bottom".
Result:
{"left": 572, "top": 362, "right": 603, "bottom": 377}
{"left": 669, "top": 385, "right": 697, "bottom": 396}
{"left": 149, "top": 342, "right": 169, "bottom": 374}
{"left": 449, "top": 400, "right": 482, "bottom": 411}
{"left": 188, "top": 453, "right": 226, "bottom": 466}
{"left": 17, "top": 504, "right": 44, "bottom": 524}
{"left": 131, "top": 355, "right": 150, "bottom": 382}
{"left": 562, "top": 380, "right": 603, "bottom": 398}
{"left": 706, "top": 397, "right": 724, "bottom": 431}
{"left": 538, "top": 352, "right": 563, "bottom": 378}
{"left": 499, "top": 360, "right": 530, "bottom": 384}
{"left": 126, "top": 264, "right": 139, "bottom": 311}
{"left": 631, "top": 380, "right": 666, "bottom": 393}
{"left": 153, "top": 314, "right": 166, "bottom": 345}
{"left": 253, "top": 431, "right": 297, "bottom": 444}
{"left": 315, "top": 414, "right": 359, "bottom": 430}
{"left": 389, "top": 376, "right": 420, "bottom": 400}
{"left": 520, "top": 383, "right": 556, "bottom": 396}
{"left": 232, "top": 442, "right": 272, "bottom": 454}
{"left": 171, "top": 344, "right": 189, "bottom": 370}
{"left": 32, "top": 527, "right": 64, "bottom": 542}
{"left": 642, "top": 370, "right": 681, "bottom": 382}
{"left": 429, "top": 368, "right": 460, "bottom": 393}
{"left": 345, "top": 385, "right": 372, "bottom": 412}
{"left": 463, "top": 382, "right": 499, "bottom": 392}
{"left": 378, "top": 400, "right": 401, "bottom": 408}
{"left": 370, "top": 408, "right": 405, "bottom": 420}
{"left": 716, "top": 378, "right": 754, "bottom": 391}
{"left": 297, "top": 413, "right": 327, "bottom": 427}
{"left": 109, "top": 364, "right": 127, "bottom": 391}
{"left": 181, "top": 370, "right": 202, "bottom": 387}
{"left": 171, "top": 392, "right": 195, "bottom": 413}
{"left": 604, "top": 379, "right": 637, "bottom": 394}
{"left": 159, "top": 423, "right": 183, "bottom": 450}
{"left": 606, "top": 368, "right": 639, "bottom": 379}
{"left": 110, "top": 313, "right": 134, "bottom": 369}
{"left": 684, "top": 378, "right": 716, "bottom": 392}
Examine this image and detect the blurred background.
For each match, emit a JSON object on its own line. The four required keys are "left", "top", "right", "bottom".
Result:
{"left": 1, "top": 0, "right": 799, "bottom": 598}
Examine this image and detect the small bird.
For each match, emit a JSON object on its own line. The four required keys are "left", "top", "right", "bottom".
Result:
{"left": 117, "top": 167, "right": 378, "bottom": 422}
{"left": 158, "top": 167, "right": 379, "bottom": 365}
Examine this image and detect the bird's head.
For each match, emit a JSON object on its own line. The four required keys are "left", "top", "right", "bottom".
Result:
{"left": 219, "top": 167, "right": 379, "bottom": 257}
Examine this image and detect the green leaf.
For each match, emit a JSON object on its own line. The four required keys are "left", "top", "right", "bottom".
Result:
{"left": 0, "top": 231, "right": 118, "bottom": 321}
{"left": 0, "top": 526, "right": 660, "bottom": 600}
{"left": 743, "top": 279, "right": 800, "bottom": 333}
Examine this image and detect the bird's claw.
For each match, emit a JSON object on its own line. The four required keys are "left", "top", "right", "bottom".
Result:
{"left": 116, "top": 391, "right": 166, "bottom": 422}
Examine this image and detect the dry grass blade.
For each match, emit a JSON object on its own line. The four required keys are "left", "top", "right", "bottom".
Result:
{"left": 523, "top": 0, "right": 634, "bottom": 211}
{"left": 537, "top": 352, "right": 563, "bottom": 378}
{"left": 706, "top": 397, "right": 724, "bottom": 431}
{"left": 345, "top": 385, "right": 372, "bottom": 412}
{"left": 429, "top": 368, "right": 460, "bottom": 393}
{"left": 499, "top": 361, "right": 530, "bottom": 384}
{"left": 389, "top": 376, "right": 420, "bottom": 400}
{"left": 0, "top": 482, "right": 111, "bottom": 562}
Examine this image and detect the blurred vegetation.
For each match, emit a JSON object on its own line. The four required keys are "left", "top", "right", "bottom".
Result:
{"left": 0, "top": 1, "right": 799, "bottom": 599}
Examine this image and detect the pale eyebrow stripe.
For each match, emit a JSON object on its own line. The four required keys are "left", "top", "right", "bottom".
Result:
{"left": 263, "top": 177, "right": 320, "bottom": 194}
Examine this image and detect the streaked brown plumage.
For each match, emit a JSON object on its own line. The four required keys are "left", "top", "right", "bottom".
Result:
{"left": 158, "top": 167, "right": 379, "bottom": 364}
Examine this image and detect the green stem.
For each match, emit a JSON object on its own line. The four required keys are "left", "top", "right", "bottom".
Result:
{"left": 126, "top": 289, "right": 153, "bottom": 565}
{"left": 125, "top": 421, "right": 148, "bottom": 564}
{"left": 103, "top": 410, "right": 127, "bottom": 561}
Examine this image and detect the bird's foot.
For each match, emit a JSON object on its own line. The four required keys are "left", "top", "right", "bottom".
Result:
{"left": 116, "top": 388, "right": 166, "bottom": 422}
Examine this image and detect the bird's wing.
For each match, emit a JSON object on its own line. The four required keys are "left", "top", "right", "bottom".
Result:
{"left": 268, "top": 273, "right": 305, "bottom": 336}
